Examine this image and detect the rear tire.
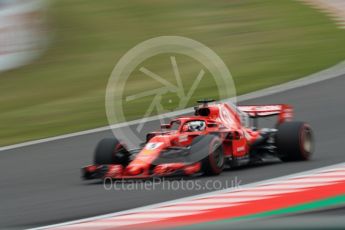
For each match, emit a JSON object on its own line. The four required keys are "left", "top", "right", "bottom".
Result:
{"left": 94, "top": 138, "right": 130, "bottom": 165}
{"left": 276, "top": 121, "right": 314, "bottom": 161}
{"left": 190, "top": 135, "right": 224, "bottom": 175}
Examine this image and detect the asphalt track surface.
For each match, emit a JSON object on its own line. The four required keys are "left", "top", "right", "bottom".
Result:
{"left": 1, "top": 75, "right": 345, "bottom": 229}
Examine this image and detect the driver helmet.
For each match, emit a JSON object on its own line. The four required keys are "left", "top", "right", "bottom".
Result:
{"left": 188, "top": 121, "right": 206, "bottom": 132}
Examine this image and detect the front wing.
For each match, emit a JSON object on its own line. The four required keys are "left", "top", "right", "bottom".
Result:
{"left": 82, "top": 162, "right": 201, "bottom": 180}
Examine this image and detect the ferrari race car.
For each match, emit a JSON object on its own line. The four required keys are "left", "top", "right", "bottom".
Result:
{"left": 82, "top": 99, "right": 314, "bottom": 180}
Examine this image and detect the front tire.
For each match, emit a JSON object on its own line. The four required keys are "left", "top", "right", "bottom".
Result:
{"left": 94, "top": 138, "right": 130, "bottom": 165}
{"left": 190, "top": 135, "right": 224, "bottom": 175}
{"left": 276, "top": 121, "right": 314, "bottom": 161}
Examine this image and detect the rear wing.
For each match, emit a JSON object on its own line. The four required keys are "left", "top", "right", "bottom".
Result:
{"left": 238, "top": 104, "right": 293, "bottom": 124}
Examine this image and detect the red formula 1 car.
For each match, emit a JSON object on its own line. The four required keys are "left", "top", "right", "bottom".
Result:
{"left": 82, "top": 99, "right": 314, "bottom": 180}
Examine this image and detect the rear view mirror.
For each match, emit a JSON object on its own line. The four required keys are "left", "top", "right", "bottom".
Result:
{"left": 161, "top": 124, "right": 171, "bottom": 129}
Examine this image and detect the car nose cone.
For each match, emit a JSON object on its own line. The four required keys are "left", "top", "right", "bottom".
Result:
{"left": 127, "top": 165, "right": 143, "bottom": 175}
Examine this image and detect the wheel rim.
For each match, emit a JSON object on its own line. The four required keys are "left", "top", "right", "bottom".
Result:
{"left": 213, "top": 145, "right": 224, "bottom": 168}
{"left": 303, "top": 127, "right": 313, "bottom": 153}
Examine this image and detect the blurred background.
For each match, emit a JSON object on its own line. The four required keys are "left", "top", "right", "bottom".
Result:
{"left": 1, "top": 0, "right": 345, "bottom": 146}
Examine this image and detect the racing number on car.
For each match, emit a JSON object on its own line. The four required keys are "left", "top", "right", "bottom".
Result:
{"left": 145, "top": 142, "right": 163, "bottom": 150}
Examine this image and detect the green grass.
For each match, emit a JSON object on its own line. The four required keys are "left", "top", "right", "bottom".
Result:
{"left": 1, "top": 0, "right": 345, "bottom": 146}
